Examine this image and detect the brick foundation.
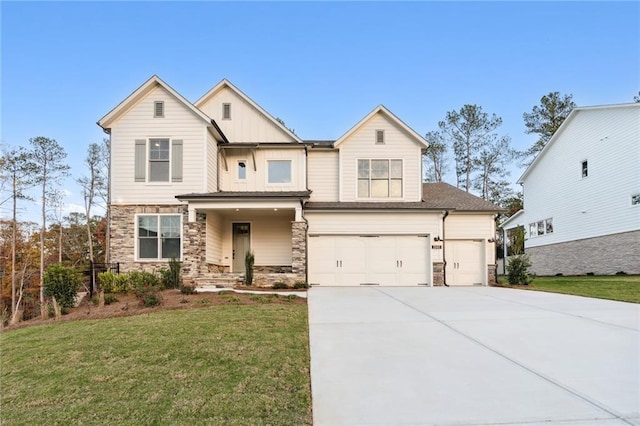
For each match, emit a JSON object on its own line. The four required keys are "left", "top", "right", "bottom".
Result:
{"left": 526, "top": 230, "right": 640, "bottom": 276}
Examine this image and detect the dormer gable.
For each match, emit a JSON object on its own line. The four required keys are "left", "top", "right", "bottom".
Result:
{"left": 334, "top": 105, "right": 428, "bottom": 149}
{"left": 195, "top": 79, "right": 302, "bottom": 144}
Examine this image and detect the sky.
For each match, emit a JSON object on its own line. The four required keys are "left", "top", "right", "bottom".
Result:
{"left": 1, "top": 1, "right": 638, "bottom": 222}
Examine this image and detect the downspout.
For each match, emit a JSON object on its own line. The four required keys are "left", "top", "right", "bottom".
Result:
{"left": 442, "top": 210, "right": 450, "bottom": 287}
{"left": 302, "top": 144, "right": 310, "bottom": 285}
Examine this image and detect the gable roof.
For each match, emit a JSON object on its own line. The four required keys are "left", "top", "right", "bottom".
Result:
{"left": 422, "top": 182, "right": 502, "bottom": 212}
{"left": 499, "top": 209, "right": 524, "bottom": 228}
{"left": 98, "top": 75, "right": 217, "bottom": 132}
{"left": 334, "top": 105, "right": 428, "bottom": 148}
{"left": 517, "top": 102, "right": 640, "bottom": 183}
{"left": 195, "top": 79, "right": 303, "bottom": 144}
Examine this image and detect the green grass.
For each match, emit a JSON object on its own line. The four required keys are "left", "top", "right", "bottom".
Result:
{"left": 501, "top": 275, "right": 640, "bottom": 303}
{"left": 1, "top": 305, "right": 312, "bottom": 425}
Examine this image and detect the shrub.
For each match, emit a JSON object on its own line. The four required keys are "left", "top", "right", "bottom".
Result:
{"left": 98, "top": 271, "right": 117, "bottom": 293}
{"left": 129, "top": 270, "right": 160, "bottom": 291}
{"left": 506, "top": 255, "right": 534, "bottom": 285}
{"left": 134, "top": 285, "right": 162, "bottom": 307}
{"left": 245, "top": 251, "right": 255, "bottom": 286}
{"left": 161, "top": 258, "right": 182, "bottom": 289}
{"left": 555, "top": 273, "right": 563, "bottom": 276}
{"left": 180, "top": 284, "right": 196, "bottom": 295}
{"left": 586, "top": 272, "right": 595, "bottom": 276}
{"left": 43, "top": 263, "right": 81, "bottom": 312}
{"left": 104, "top": 294, "right": 119, "bottom": 305}
{"left": 615, "top": 271, "right": 627, "bottom": 275}
{"left": 293, "top": 281, "right": 309, "bottom": 289}
{"left": 272, "top": 282, "right": 289, "bottom": 289}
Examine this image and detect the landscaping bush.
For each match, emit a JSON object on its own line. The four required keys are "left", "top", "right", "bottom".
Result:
{"left": 272, "top": 282, "right": 289, "bottom": 289}
{"left": 104, "top": 294, "right": 119, "bottom": 305}
{"left": 506, "top": 255, "right": 534, "bottom": 285}
{"left": 615, "top": 271, "right": 627, "bottom": 275}
{"left": 43, "top": 263, "right": 81, "bottom": 312}
{"left": 293, "top": 281, "right": 309, "bottom": 289}
{"left": 161, "top": 258, "right": 182, "bottom": 289}
{"left": 180, "top": 284, "right": 196, "bottom": 295}
{"left": 134, "top": 285, "right": 162, "bottom": 307}
{"left": 245, "top": 250, "right": 255, "bottom": 286}
{"left": 129, "top": 270, "right": 161, "bottom": 291}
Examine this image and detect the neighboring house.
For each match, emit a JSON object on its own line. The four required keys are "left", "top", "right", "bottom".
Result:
{"left": 501, "top": 103, "right": 640, "bottom": 276}
{"left": 98, "top": 75, "right": 501, "bottom": 287}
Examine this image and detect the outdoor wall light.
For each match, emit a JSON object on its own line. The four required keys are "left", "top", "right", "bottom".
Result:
{"left": 434, "top": 236, "right": 442, "bottom": 242}
{"left": 487, "top": 238, "right": 496, "bottom": 243}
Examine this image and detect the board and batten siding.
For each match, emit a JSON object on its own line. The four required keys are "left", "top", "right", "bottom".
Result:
{"left": 207, "top": 132, "right": 218, "bottom": 192}
{"left": 110, "top": 85, "right": 208, "bottom": 204}
{"left": 197, "top": 86, "right": 296, "bottom": 143}
{"left": 218, "top": 147, "right": 306, "bottom": 192}
{"left": 218, "top": 212, "right": 295, "bottom": 269}
{"left": 307, "top": 150, "right": 339, "bottom": 201}
{"left": 338, "top": 113, "right": 423, "bottom": 202}
{"left": 206, "top": 213, "right": 223, "bottom": 264}
{"left": 521, "top": 106, "right": 640, "bottom": 248}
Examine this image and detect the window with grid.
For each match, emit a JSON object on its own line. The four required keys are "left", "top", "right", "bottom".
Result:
{"left": 149, "top": 138, "right": 170, "bottom": 182}
{"left": 138, "top": 215, "right": 181, "bottom": 260}
{"left": 357, "top": 159, "right": 402, "bottom": 198}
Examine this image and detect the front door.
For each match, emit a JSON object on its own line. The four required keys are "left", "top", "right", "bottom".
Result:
{"left": 233, "top": 223, "right": 251, "bottom": 272}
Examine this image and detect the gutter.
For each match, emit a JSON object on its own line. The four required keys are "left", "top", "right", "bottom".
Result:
{"left": 442, "top": 210, "right": 450, "bottom": 287}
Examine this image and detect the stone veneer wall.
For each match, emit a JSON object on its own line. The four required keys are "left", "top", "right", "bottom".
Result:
{"left": 110, "top": 204, "right": 188, "bottom": 274}
{"left": 526, "top": 230, "right": 640, "bottom": 276}
{"left": 291, "top": 221, "right": 307, "bottom": 275}
{"left": 487, "top": 264, "right": 497, "bottom": 285}
{"left": 432, "top": 262, "right": 444, "bottom": 286}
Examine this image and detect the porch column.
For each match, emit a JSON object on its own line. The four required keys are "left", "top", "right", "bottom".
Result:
{"left": 291, "top": 221, "right": 308, "bottom": 277}
{"left": 182, "top": 211, "right": 206, "bottom": 284}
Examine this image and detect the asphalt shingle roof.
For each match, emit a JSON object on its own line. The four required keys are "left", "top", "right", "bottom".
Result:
{"left": 421, "top": 182, "right": 502, "bottom": 211}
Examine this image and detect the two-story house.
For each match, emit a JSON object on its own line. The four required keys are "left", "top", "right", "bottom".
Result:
{"left": 501, "top": 103, "right": 640, "bottom": 276}
{"left": 98, "top": 75, "right": 501, "bottom": 287}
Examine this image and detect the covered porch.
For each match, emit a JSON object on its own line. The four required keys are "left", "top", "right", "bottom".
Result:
{"left": 177, "top": 191, "right": 310, "bottom": 287}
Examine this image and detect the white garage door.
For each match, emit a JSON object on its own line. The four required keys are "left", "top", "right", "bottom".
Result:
{"left": 446, "top": 240, "right": 484, "bottom": 286}
{"left": 308, "top": 235, "right": 430, "bottom": 286}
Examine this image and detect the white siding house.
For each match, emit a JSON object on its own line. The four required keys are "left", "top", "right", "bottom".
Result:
{"left": 99, "top": 75, "right": 501, "bottom": 287}
{"left": 502, "top": 103, "right": 640, "bottom": 275}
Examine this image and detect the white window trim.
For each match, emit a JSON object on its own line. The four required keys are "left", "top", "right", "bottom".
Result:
{"left": 153, "top": 101, "right": 164, "bottom": 118}
{"left": 237, "top": 159, "right": 248, "bottom": 182}
{"left": 528, "top": 218, "right": 553, "bottom": 238}
{"left": 266, "top": 159, "right": 293, "bottom": 186}
{"left": 355, "top": 158, "right": 404, "bottom": 200}
{"left": 581, "top": 159, "right": 588, "bottom": 179}
{"left": 146, "top": 137, "right": 173, "bottom": 184}
{"left": 134, "top": 213, "right": 183, "bottom": 261}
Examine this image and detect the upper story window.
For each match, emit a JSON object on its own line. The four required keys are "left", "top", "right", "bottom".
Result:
{"left": 267, "top": 160, "right": 291, "bottom": 184}
{"left": 632, "top": 194, "right": 640, "bottom": 206}
{"left": 375, "top": 130, "right": 385, "bottom": 144}
{"left": 529, "top": 218, "right": 553, "bottom": 237}
{"left": 581, "top": 160, "right": 588, "bottom": 178}
{"left": 137, "top": 214, "right": 181, "bottom": 260}
{"left": 149, "top": 138, "right": 170, "bottom": 182}
{"left": 357, "top": 159, "right": 402, "bottom": 198}
{"left": 154, "top": 101, "right": 164, "bottom": 118}
{"left": 135, "top": 138, "right": 183, "bottom": 183}
{"left": 222, "top": 103, "right": 231, "bottom": 120}
{"left": 238, "top": 161, "right": 247, "bottom": 180}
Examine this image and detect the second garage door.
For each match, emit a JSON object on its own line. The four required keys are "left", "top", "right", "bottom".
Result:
{"left": 308, "top": 235, "right": 430, "bottom": 286}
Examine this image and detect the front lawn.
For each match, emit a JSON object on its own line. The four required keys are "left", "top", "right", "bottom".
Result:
{"left": 0, "top": 304, "right": 312, "bottom": 425}
{"left": 500, "top": 275, "right": 640, "bottom": 303}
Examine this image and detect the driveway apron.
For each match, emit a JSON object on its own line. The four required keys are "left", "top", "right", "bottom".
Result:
{"left": 308, "top": 287, "right": 640, "bottom": 426}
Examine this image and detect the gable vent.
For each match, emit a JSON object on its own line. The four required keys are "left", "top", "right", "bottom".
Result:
{"left": 154, "top": 101, "right": 164, "bottom": 118}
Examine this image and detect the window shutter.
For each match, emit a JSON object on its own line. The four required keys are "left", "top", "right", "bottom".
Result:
{"left": 172, "top": 140, "right": 183, "bottom": 182}
{"left": 134, "top": 139, "right": 146, "bottom": 182}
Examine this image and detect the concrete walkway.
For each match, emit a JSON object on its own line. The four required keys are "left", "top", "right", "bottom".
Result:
{"left": 308, "top": 287, "right": 640, "bottom": 426}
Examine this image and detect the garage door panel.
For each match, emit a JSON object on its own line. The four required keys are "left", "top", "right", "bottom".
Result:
{"left": 447, "top": 240, "right": 484, "bottom": 286}
{"left": 308, "top": 235, "right": 430, "bottom": 286}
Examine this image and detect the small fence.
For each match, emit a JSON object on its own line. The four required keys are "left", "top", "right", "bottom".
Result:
{"left": 84, "top": 262, "right": 120, "bottom": 298}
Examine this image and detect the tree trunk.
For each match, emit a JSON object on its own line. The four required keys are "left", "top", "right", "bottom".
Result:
{"left": 40, "top": 167, "right": 47, "bottom": 319}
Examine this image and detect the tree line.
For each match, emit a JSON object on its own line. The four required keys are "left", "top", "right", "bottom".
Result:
{"left": 422, "top": 91, "right": 577, "bottom": 210}
{"left": 0, "top": 138, "right": 109, "bottom": 323}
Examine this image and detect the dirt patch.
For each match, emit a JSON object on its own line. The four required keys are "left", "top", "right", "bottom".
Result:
{"left": 2, "top": 289, "right": 306, "bottom": 332}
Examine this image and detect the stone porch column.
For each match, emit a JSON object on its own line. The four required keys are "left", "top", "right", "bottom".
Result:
{"left": 291, "top": 221, "right": 308, "bottom": 277}
{"left": 182, "top": 211, "right": 207, "bottom": 283}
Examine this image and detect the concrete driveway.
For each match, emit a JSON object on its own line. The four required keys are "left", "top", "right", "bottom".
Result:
{"left": 308, "top": 287, "right": 640, "bottom": 425}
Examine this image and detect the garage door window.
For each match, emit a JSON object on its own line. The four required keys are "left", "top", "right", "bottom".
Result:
{"left": 358, "top": 159, "right": 402, "bottom": 198}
